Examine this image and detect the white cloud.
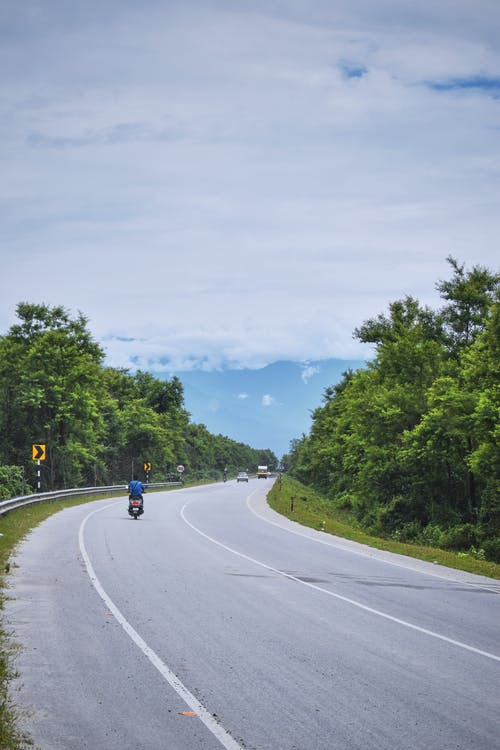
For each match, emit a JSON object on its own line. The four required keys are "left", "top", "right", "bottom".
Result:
{"left": 262, "top": 394, "right": 276, "bottom": 407}
{"left": 301, "top": 363, "right": 321, "bottom": 384}
{"left": 0, "top": 1, "right": 499, "bottom": 371}
{"left": 238, "top": 393, "right": 250, "bottom": 400}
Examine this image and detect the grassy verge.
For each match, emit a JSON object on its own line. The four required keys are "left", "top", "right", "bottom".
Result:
{"left": 268, "top": 475, "right": 500, "bottom": 580}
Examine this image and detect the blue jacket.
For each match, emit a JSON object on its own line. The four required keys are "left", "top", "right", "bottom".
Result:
{"left": 128, "top": 479, "right": 145, "bottom": 497}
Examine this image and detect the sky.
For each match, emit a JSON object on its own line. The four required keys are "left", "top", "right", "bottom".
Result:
{"left": 1, "top": 0, "right": 499, "bottom": 456}
{"left": 170, "top": 358, "right": 365, "bottom": 458}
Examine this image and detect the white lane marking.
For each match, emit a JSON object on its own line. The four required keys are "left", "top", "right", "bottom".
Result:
{"left": 78, "top": 503, "right": 243, "bottom": 750}
{"left": 181, "top": 501, "right": 500, "bottom": 663}
{"left": 246, "top": 490, "right": 500, "bottom": 593}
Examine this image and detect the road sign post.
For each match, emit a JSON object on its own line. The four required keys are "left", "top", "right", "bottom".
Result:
{"left": 32, "top": 444, "right": 46, "bottom": 491}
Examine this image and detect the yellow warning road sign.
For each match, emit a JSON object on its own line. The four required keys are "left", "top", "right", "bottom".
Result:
{"left": 32, "top": 444, "right": 46, "bottom": 461}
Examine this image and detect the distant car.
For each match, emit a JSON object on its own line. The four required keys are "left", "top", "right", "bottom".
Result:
{"left": 237, "top": 472, "right": 249, "bottom": 482}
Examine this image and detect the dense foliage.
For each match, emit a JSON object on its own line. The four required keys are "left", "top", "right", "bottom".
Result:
{"left": 0, "top": 303, "right": 276, "bottom": 491}
{"left": 283, "top": 258, "right": 500, "bottom": 562}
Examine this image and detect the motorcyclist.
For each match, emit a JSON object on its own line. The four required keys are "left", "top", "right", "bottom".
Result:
{"left": 128, "top": 474, "right": 145, "bottom": 511}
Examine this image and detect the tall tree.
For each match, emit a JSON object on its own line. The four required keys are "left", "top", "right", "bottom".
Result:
{"left": 0, "top": 303, "right": 105, "bottom": 487}
{"left": 287, "top": 259, "right": 500, "bottom": 555}
{"left": 437, "top": 256, "right": 499, "bottom": 353}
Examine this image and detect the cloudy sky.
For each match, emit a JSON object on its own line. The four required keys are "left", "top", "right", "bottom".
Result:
{"left": 2, "top": 0, "right": 499, "bottom": 453}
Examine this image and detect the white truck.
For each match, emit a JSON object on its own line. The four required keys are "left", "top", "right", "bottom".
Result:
{"left": 257, "top": 465, "right": 269, "bottom": 479}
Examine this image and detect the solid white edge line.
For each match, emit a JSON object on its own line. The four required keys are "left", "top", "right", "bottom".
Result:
{"left": 78, "top": 502, "right": 243, "bottom": 750}
{"left": 246, "top": 488, "right": 500, "bottom": 593}
{"left": 181, "top": 498, "right": 500, "bottom": 664}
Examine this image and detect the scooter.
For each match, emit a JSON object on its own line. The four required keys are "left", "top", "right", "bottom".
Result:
{"left": 128, "top": 495, "right": 144, "bottom": 519}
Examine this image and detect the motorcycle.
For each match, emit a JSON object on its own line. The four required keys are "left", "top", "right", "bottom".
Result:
{"left": 128, "top": 495, "right": 144, "bottom": 519}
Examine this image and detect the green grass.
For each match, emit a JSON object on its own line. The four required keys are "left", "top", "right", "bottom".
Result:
{"left": 268, "top": 475, "right": 500, "bottom": 580}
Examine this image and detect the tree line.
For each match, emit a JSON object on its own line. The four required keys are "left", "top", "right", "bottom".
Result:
{"left": 0, "top": 303, "right": 276, "bottom": 498}
{"left": 283, "top": 258, "right": 500, "bottom": 562}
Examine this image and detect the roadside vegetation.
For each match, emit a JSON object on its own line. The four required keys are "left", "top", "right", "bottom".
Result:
{"left": 268, "top": 475, "right": 500, "bottom": 579}
{"left": 282, "top": 258, "right": 499, "bottom": 567}
{"left": 0, "top": 302, "right": 277, "bottom": 494}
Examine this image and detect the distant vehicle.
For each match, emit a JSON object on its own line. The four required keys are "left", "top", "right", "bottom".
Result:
{"left": 237, "top": 472, "right": 249, "bottom": 482}
{"left": 257, "top": 465, "right": 268, "bottom": 479}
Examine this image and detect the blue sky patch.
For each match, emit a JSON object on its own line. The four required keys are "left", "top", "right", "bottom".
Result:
{"left": 165, "top": 359, "right": 366, "bottom": 457}
{"left": 426, "top": 75, "right": 500, "bottom": 96}
{"left": 338, "top": 60, "right": 368, "bottom": 80}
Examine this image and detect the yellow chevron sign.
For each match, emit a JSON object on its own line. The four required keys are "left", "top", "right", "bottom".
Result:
{"left": 32, "top": 444, "right": 46, "bottom": 461}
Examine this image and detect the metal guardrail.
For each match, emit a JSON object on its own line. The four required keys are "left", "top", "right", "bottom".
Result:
{"left": 0, "top": 481, "right": 183, "bottom": 517}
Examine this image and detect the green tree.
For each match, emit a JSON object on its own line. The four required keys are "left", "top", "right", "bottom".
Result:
{"left": 288, "top": 259, "right": 499, "bottom": 553}
{"left": 462, "top": 295, "right": 500, "bottom": 533}
{"left": 437, "top": 255, "right": 499, "bottom": 353}
{"left": 0, "top": 303, "right": 106, "bottom": 488}
{"left": 99, "top": 368, "right": 189, "bottom": 483}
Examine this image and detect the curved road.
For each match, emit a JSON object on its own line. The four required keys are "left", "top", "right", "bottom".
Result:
{"left": 6, "top": 480, "right": 500, "bottom": 750}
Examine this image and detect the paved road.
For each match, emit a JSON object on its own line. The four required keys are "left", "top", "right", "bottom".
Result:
{"left": 6, "top": 480, "right": 500, "bottom": 749}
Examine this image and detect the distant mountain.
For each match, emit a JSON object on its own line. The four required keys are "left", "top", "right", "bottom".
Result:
{"left": 159, "top": 359, "right": 366, "bottom": 458}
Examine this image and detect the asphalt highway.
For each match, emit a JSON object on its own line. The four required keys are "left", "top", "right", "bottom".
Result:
{"left": 6, "top": 479, "right": 500, "bottom": 749}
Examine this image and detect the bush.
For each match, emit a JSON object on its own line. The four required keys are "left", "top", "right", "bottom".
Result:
{"left": 440, "top": 523, "right": 477, "bottom": 551}
{"left": 335, "top": 492, "right": 353, "bottom": 512}
{"left": 469, "top": 546, "right": 486, "bottom": 560}
{"left": 0, "top": 466, "right": 29, "bottom": 501}
{"left": 392, "top": 521, "right": 421, "bottom": 543}
{"left": 377, "top": 494, "right": 429, "bottom": 536}
{"left": 483, "top": 537, "right": 500, "bottom": 563}
{"left": 420, "top": 524, "right": 444, "bottom": 547}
